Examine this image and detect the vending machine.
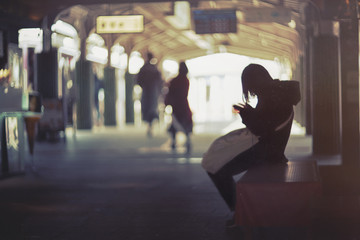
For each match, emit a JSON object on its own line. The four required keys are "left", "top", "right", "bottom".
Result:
{"left": 0, "top": 43, "right": 42, "bottom": 176}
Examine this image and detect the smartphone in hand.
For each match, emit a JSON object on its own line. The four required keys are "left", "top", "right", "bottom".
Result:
{"left": 233, "top": 103, "right": 245, "bottom": 112}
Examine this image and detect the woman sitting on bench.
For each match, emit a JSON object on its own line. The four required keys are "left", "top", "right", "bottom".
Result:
{"left": 205, "top": 64, "right": 301, "bottom": 216}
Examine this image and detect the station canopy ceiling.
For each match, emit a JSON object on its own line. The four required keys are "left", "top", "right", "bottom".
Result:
{"left": 8, "top": 0, "right": 305, "bottom": 65}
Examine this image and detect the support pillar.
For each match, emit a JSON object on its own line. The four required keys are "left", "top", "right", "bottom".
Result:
{"left": 293, "top": 57, "right": 306, "bottom": 127}
{"left": 75, "top": 59, "right": 93, "bottom": 129}
{"left": 37, "top": 49, "right": 58, "bottom": 98}
{"left": 311, "top": 33, "right": 341, "bottom": 155}
{"left": 104, "top": 67, "right": 117, "bottom": 126}
{"left": 125, "top": 71, "right": 135, "bottom": 124}
{"left": 340, "top": 19, "right": 360, "bottom": 168}
{"left": 305, "top": 40, "right": 312, "bottom": 135}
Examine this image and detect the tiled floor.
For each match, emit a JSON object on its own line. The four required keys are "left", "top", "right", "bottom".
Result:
{"left": 0, "top": 126, "right": 359, "bottom": 240}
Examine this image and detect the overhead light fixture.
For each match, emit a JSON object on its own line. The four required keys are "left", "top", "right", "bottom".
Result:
{"left": 18, "top": 28, "right": 43, "bottom": 52}
{"left": 218, "top": 45, "right": 227, "bottom": 53}
{"left": 165, "top": 1, "right": 191, "bottom": 30}
{"left": 96, "top": 15, "right": 144, "bottom": 34}
{"left": 288, "top": 20, "right": 296, "bottom": 29}
{"left": 86, "top": 45, "right": 108, "bottom": 64}
{"left": 252, "top": 0, "right": 260, "bottom": 6}
{"left": 183, "top": 31, "right": 211, "bottom": 49}
{"left": 51, "top": 20, "right": 78, "bottom": 38}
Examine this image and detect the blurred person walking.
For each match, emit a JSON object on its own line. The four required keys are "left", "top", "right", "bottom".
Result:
{"left": 165, "top": 61, "right": 193, "bottom": 154}
{"left": 136, "top": 52, "right": 163, "bottom": 137}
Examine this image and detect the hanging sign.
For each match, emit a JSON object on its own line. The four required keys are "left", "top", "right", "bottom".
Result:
{"left": 244, "top": 7, "right": 291, "bottom": 23}
{"left": 96, "top": 15, "right": 144, "bottom": 34}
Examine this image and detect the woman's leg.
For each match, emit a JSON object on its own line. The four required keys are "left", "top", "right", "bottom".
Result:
{"left": 147, "top": 121, "right": 153, "bottom": 138}
{"left": 168, "top": 124, "right": 177, "bottom": 150}
{"left": 208, "top": 171, "right": 236, "bottom": 211}
{"left": 207, "top": 148, "right": 257, "bottom": 211}
{"left": 185, "top": 133, "right": 191, "bottom": 154}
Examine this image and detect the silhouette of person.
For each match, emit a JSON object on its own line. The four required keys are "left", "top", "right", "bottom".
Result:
{"left": 206, "top": 64, "right": 300, "bottom": 216}
{"left": 165, "top": 61, "right": 193, "bottom": 154}
{"left": 136, "top": 52, "right": 163, "bottom": 137}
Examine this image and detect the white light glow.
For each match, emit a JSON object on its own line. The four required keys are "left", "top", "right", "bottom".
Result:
{"left": 18, "top": 28, "right": 43, "bottom": 52}
{"left": 98, "top": 89, "right": 105, "bottom": 102}
{"left": 288, "top": 20, "right": 296, "bottom": 29}
{"left": 110, "top": 44, "right": 127, "bottom": 69}
{"left": 51, "top": 20, "right": 78, "bottom": 38}
{"left": 91, "top": 46, "right": 108, "bottom": 57}
{"left": 119, "top": 53, "right": 128, "bottom": 69}
{"left": 184, "top": 53, "right": 288, "bottom": 132}
{"left": 59, "top": 47, "right": 81, "bottom": 60}
{"left": 129, "top": 52, "right": 144, "bottom": 74}
{"left": 86, "top": 45, "right": 108, "bottom": 64}
{"left": 62, "top": 37, "right": 77, "bottom": 49}
{"left": 162, "top": 59, "right": 179, "bottom": 75}
{"left": 67, "top": 80, "right": 73, "bottom": 89}
{"left": 87, "top": 33, "right": 105, "bottom": 46}
{"left": 86, "top": 54, "right": 108, "bottom": 65}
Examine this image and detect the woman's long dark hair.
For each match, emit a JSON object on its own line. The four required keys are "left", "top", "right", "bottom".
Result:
{"left": 241, "top": 64, "right": 273, "bottom": 102}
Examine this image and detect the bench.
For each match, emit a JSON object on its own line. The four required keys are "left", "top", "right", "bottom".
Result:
{"left": 234, "top": 160, "right": 322, "bottom": 227}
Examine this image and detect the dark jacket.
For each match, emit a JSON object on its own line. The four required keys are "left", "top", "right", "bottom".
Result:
{"left": 239, "top": 80, "right": 300, "bottom": 163}
{"left": 136, "top": 62, "right": 163, "bottom": 123}
{"left": 165, "top": 73, "right": 193, "bottom": 133}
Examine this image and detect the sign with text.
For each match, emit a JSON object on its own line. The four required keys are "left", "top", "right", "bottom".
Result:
{"left": 244, "top": 7, "right": 291, "bottom": 23}
{"left": 193, "top": 9, "right": 237, "bottom": 34}
{"left": 96, "top": 15, "right": 144, "bottom": 34}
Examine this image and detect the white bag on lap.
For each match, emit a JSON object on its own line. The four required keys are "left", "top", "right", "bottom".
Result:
{"left": 201, "top": 128, "right": 259, "bottom": 174}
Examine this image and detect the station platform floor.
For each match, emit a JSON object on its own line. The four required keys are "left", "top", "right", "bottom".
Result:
{"left": 0, "top": 123, "right": 360, "bottom": 240}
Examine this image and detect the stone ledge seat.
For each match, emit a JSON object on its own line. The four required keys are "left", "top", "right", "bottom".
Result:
{"left": 235, "top": 160, "right": 322, "bottom": 227}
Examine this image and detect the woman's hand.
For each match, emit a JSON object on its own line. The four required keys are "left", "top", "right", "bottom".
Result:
{"left": 232, "top": 103, "right": 246, "bottom": 113}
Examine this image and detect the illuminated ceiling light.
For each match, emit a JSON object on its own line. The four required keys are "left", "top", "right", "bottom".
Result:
{"left": 165, "top": 1, "right": 191, "bottom": 30}
{"left": 67, "top": 80, "right": 73, "bottom": 89}
{"left": 152, "top": 19, "right": 166, "bottom": 29}
{"left": 59, "top": 47, "right": 81, "bottom": 60}
{"left": 288, "top": 20, "right": 296, "bottom": 29}
{"left": 19, "top": 28, "right": 42, "bottom": 43}
{"left": 62, "top": 37, "right": 77, "bottom": 49}
{"left": 261, "top": 39, "right": 268, "bottom": 46}
{"left": 196, "top": 39, "right": 211, "bottom": 49}
{"left": 96, "top": 15, "right": 144, "bottom": 34}
{"left": 162, "top": 59, "right": 179, "bottom": 74}
{"left": 18, "top": 28, "right": 43, "bottom": 52}
{"left": 150, "top": 58, "right": 158, "bottom": 65}
{"left": 252, "top": 0, "right": 260, "bottom": 6}
{"left": 51, "top": 20, "right": 78, "bottom": 38}
{"left": 87, "top": 33, "right": 105, "bottom": 46}
{"left": 90, "top": 46, "right": 108, "bottom": 57}
{"left": 219, "top": 45, "right": 227, "bottom": 53}
{"left": 129, "top": 52, "right": 145, "bottom": 74}
{"left": 86, "top": 45, "right": 108, "bottom": 64}
{"left": 111, "top": 44, "right": 125, "bottom": 53}
{"left": 182, "top": 31, "right": 211, "bottom": 49}
{"left": 236, "top": 11, "right": 244, "bottom": 22}
{"left": 0, "top": 69, "right": 10, "bottom": 79}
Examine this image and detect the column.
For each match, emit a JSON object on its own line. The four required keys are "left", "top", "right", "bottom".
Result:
{"left": 311, "top": 23, "right": 341, "bottom": 155}
{"left": 104, "top": 67, "right": 117, "bottom": 126}
{"left": 75, "top": 59, "right": 93, "bottom": 129}
{"left": 37, "top": 49, "right": 58, "bottom": 98}
{"left": 293, "top": 57, "right": 306, "bottom": 127}
{"left": 339, "top": 19, "right": 360, "bottom": 168}
{"left": 125, "top": 71, "right": 135, "bottom": 124}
